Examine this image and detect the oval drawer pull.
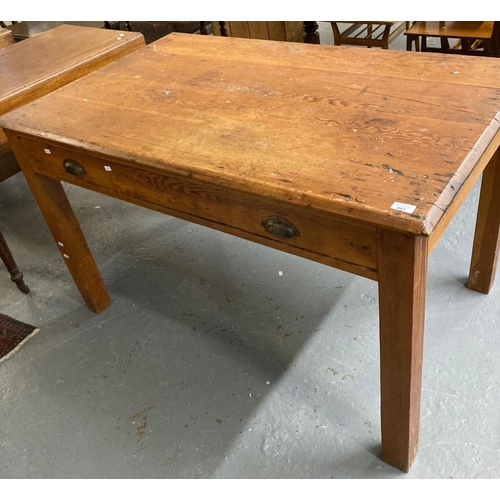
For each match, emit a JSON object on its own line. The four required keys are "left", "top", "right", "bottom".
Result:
{"left": 261, "top": 215, "right": 300, "bottom": 239}
{"left": 63, "top": 159, "right": 87, "bottom": 176}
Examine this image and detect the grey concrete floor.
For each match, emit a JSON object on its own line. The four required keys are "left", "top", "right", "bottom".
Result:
{"left": 1, "top": 22, "right": 500, "bottom": 479}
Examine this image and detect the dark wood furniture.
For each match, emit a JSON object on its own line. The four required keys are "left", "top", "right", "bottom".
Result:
{"left": 0, "top": 24, "right": 145, "bottom": 292}
{"left": 0, "top": 231, "right": 29, "bottom": 293}
{"left": 405, "top": 21, "right": 499, "bottom": 56}
{"left": 330, "top": 22, "right": 409, "bottom": 49}
{"left": 2, "top": 33, "right": 500, "bottom": 472}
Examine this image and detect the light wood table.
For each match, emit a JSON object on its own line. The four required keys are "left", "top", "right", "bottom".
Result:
{"left": 1, "top": 33, "right": 500, "bottom": 472}
{"left": 0, "top": 24, "right": 144, "bottom": 292}
{"left": 405, "top": 21, "right": 496, "bottom": 55}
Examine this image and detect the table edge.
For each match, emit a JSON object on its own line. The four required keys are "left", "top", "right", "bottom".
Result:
{"left": 424, "top": 111, "right": 500, "bottom": 237}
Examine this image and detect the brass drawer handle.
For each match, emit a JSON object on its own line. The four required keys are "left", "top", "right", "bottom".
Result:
{"left": 261, "top": 215, "right": 300, "bottom": 239}
{"left": 63, "top": 159, "right": 87, "bottom": 176}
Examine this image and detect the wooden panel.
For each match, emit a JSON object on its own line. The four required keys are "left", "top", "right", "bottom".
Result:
{"left": 213, "top": 22, "right": 303, "bottom": 42}
{"left": 0, "top": 24, "right": 145, "bottom": 116}
{"left": 211, "top": 22, "right": 221, "bottom": 37}
{"left": 248, "top": 22, "right": 271, "bottom": 41}
{"left": 20, "top": 136, "right": 379, "bottom": 279}
{"left": 284, "top": 22, "right": 303, "bottom": 42}
{"left": 266, "top": 22, "right": 286, "bottom": 41}
{"left": 227, "top": 22, "right": 250, "bottom": 39}
{"left": 2, "top": 33, "right": 500, "bottom": 238}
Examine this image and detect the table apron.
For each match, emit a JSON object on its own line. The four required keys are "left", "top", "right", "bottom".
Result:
{"left": 19, "top": 136, "right": 379, "bottom": 280}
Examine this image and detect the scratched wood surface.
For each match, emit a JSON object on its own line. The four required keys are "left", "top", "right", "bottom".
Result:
{"left": 2, "top": 33, "right": 500, "bottom": 235}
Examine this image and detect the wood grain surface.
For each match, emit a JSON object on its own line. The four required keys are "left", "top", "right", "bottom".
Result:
{"left": 378, "top": 228, "right": 427, "bottom": 472}
{"left": 1, "top": 33, "right": 500, "bottom": 236}
{"left": 0, "top": 24, "right": 144, "bottom": 116}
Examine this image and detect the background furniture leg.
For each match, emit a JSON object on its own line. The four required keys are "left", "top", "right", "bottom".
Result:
{"left": 303, "top": 22, "right": 320, "bottom": 44}
{"left": 0, "top": 230, "right": 29, "bottom": 293}
{"left": 468, "top": 150, "right": 500, "bottom": 293}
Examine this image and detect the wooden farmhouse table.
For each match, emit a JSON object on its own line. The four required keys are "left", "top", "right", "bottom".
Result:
{"left": 1, "top": 33, "right": 500, "bottom": 472}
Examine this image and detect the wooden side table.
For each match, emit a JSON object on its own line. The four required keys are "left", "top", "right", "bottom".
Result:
{"left": 2, "top": 33, "right": 500, "bottom": 471}
{"left": 0, "top": 24, "right": 145, "bottom": 292}
{"left": 405, "top": 21, "right": 496, "bottom": 55}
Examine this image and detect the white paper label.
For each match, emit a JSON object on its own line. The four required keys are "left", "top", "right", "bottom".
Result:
{"left": 391, "top": 202, "right": 416, "bottom": 214}
{"left": 44, "top": 149, "right": 51, "bottom": 154}
{"left": 104, "top": 166, "right": 112, "bottom": 171}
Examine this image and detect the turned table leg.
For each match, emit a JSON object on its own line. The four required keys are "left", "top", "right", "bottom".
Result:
{"left": 303, "top": 22, "right": 320, "bottom": 44}
{"left": 0, "top": 230, "right": 29, "bottom": 293}
{"left": 5, "top": 131, "right": 111, "bottom": 313}
{"left": 468, "top": 149, "right": 500, "bottom": 294}
{"left": 219, "top": 22, "right": 227, "bottom": 37}
{"left": 377, "top": 228, "right": 428, "bottom": 472}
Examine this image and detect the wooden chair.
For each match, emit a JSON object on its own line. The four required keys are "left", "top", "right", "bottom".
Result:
{"left": 330, "top": 22, "right": 410, "bottom": 49}
{"left": 405, "top": 21, "right": 500, "bottom": 57}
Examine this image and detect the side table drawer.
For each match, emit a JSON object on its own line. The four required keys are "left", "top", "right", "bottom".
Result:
{"left": 21, "top": 137, "right": 378, "bottom": 278}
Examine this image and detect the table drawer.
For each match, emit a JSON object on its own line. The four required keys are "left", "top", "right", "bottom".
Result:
{"left": 21, "top": 137, "right": 378, "bottom": 278}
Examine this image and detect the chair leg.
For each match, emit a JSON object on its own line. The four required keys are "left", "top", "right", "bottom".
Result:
{"left": 407, "top": 34, "right": 420, "bottom": 51}
{"left": 0, "top": 230, "right": 29, "bottom": 293}
{"left": 381, "top": 24, "right": 391, "bottom": 49}
{"left": 330, "top": 22, "right": 341, "bottom": 46}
